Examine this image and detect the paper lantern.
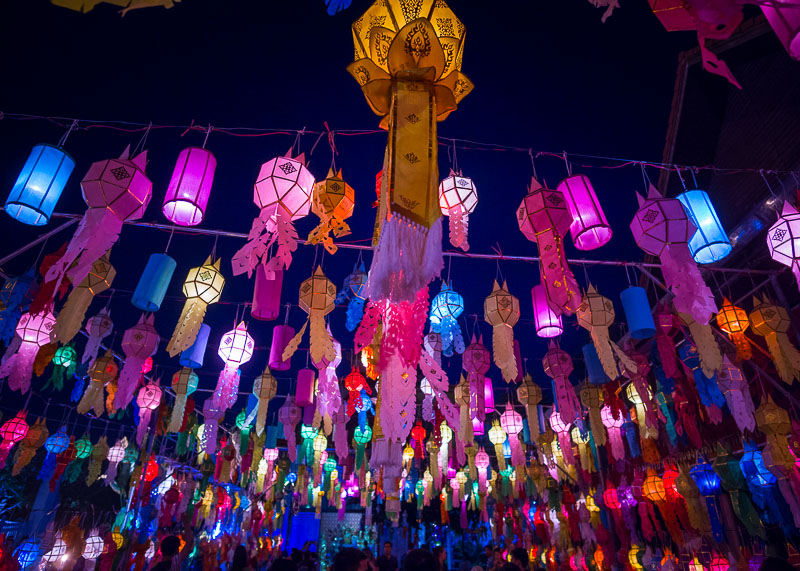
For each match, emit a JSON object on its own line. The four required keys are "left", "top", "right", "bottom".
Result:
{"left": 82, "top": 307, "right": 113, "bottom": 365}
{"left": 135, "top": 382, "right": 162, "bottom": 444}
{"left": 269, "top": 324, "right": 295, "bottom": 370}
{"left": 500, "top": 404, "right": 525, "bottom": 468}
{"left": 430, "top": 282, "right": 465, "bottom": 357}
{"left": 577, "top": 286, "right": 636, "bottom": 380}
{"left": 550, "top": 410, "right": 576, "bottom": 467}
{"left": 484, "top": 280, "right": 520, "bottom": 382}
{"left": 12, "top": 418, "right": 47, "bottom": 476}
{"left": 762, "top": 2, "right": 800, "bottom": 59}
{"left": 677, "top": 189, "right": 732, "bottom": 264}
{"left": 15, "top": 539, "right": 41, "bottom": 568}
{"left": 579, "top": 383, "right": 606, "bottom": 446}
{"left": 717, "top": 356, "right": 756, "bottom": 433}
{"left": 46, "top": 344, "right": 77, "bottom": 391}
{"left": 179, "top": 322, "right": 210, "bottom": 368}
{"left": 349, "top": 0, "right": 473, "bottom": 302}
{"left": 755, "top": 394, "right": 795, "bottom": 472}
{"left": 601, "top": 406, "right": 625, "bottom": 460}
{"left": 253, "top": 367, "right": 277, "bottom": 436}
{"left": 620, "top": 286, "right": 655, "bottom": 339}
{"left": 308, "top": 169, "right": 355, "bottom": 254}
{"left": 439, "top": 171, "right": 478, "bottom": 251}
{"left": 281, "top": 267, "right": 337, "bottom": 365}
{"left": 54, "top": 250, "right": 116, "bottom": 344}
{"left": 749, "top": 296, "right": 800, "bottom": 384}
{"left": 162, "top": 147, "right": 215, "bottom": 226}
{"left": 716, "top": 297, "right": 752, "bottom": 360}
{"left": 82, "top": 533, "right": 104, "bottom": 561}
{"left": 5, "top": 144, "right": 75, "bottom": 226}
{"left": 517, "top": 374, "right": 542, "bottom": 440}
{"left": 77, "top": 349, "right": 116, "bottom": 417}
{"left": 766, "top": 201, "right": 800, "bottom": 289}
{"left": 0, "top": 310, "right": 55, "bottom": 393}
{"left": 517, "top": 178, "right": 581, "bottom": 316}
{"left": 484, "top": 377, "right": 495, "bottom": 414}
{"left": 167, "top": 255, "right": 225, "bottom": 356}
{"left": 114, "top": 314, "right": 158, "bottom": 410}
{"left": 131, "top": 253, "right": 176, "bottom": 312}
{"left": 0, "top": 410, "right": 28, "bottom": 469}
{"left": 488, "top": 421, "right": 508, "bottom": 472}
{"left": 232, "top": 150, "right": 314, "bottom": 277}
{"left": 168, "top": 367, "right": 197, "bottom": 433}
{"left": 557, "top": 174, "right": 612, "bottom": 250}
{"left": 630, "top": 185, "right": 716, "bottom": 324}
{"left": 345, "top": 367, "right": 370, "bottom": 416}
{"left": 252, "top": 266, "right": 283, "bottom": 321}
{"left": 296, "top": 368, "right": 315, "bottom": 408}
{"left": 543, "top": 342, "right": 581, "bottom": 424}
{"left": 710, "top": 555, "right": 729, "bottom": 571}
{"left": 212, "top": 322, "right": 254, "bottom": 412}
{"left": 278, "top": 397, "right": 302, "bottom": 462}
{"left": 531, "top": 283, "right": 563, "bottom": 338}
{"left": 104, "top": 437, "right": 127, "bottom": 484}
{"left": 337, "top": 262, "right": 368, "bottom": 332}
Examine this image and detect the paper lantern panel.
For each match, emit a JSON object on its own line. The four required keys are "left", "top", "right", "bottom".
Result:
{"left": 254, "top": 154, "right": 314, "bottom": 218}
{"left": 557, "top": 174, "right": 612, "bottom": 250}
{"left": 183, "top": 257, "right": 225, "bottom": 304}
{"left": 630, "top": 191, "right": 695, "bottom": 256}
{"left": 677, "top": 189, "right": 732, "bottom": 264}
{"left": 81, "top": 151, "right": 152, "bottom": 220}
{"left": 163, "top": 147, "right": 216, "bottom": 226}
{"left": 439, "top": 174, "right": 478, "bottom": 214}
{"left": 17, "top": 311, "right": 56, "bottom": 345}
{"left": 299, "top": 268, "right": 337, "bottom": 315}
{"left": 5, "top": 144, "right": 75, "bottom": 226}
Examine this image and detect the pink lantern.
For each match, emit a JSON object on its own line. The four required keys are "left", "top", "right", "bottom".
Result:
{"left": 549, "top": 410, "right": 576, "bottom": 467}
{"left": 483, "top": 377, "right": 495, "bottom": 414}
{"left": 45, "top": 147, "right": 152, "bottom": 288}
{"left": 601, "top": 406, "right": 626, "bottom": 460}
{"left": 162, "top": 147, "right": 216, "bottom": 226}
{"left": 114, "top": 314, "right": 159, "bottom": 411}
{"left": 212, "top": 322, "right": 254, "bottom": 412}
{"left": 252, "top": 267, "right": 283, "bottom": 321}
{"left": 500, "top": 404, "right": 525, "bottom": 467}
{"left": 296, "top": 368, "right": 316, "bottom": 408}
{"left": 269, "top": 324, "right": 295, "bottom": 370}
{"left": 232, "top": 150, "right": 315, "bottom": 277}
{"left": 557, "top": 174, "right": 612, "bottom": 250}
{"left": 762, "top": 1, "right": 800, "bottom": 60}
{"left": 0, "top": 410, "right": 28, "bottom": 468}
{"left": 135, "top": 383, "right": 162, "bottom": 445}
{"left": 439, "top": 171, "right": 478, "bottom": 251}
{"left": 766, "top": 201, "right": 800, "bottom": 290}
{"left": 0, "top": 310, "right": 55, "bottom": 393}
{"left": 82, "top": 307, "right": 113, "bottom": 364}
{"left": 543, "top": 342, "right": 581, "bottom": 424}
{"left": 532, "top": 283, "right": 563, "bottom": 338}
{"left": 472, "top": 416, "right": 485, "bottom": 436}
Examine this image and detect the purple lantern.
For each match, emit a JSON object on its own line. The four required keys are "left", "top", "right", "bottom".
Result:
{"left": 483, "top": 377, "right": 495, "bottom": 414}
{"left": 252, "top": 267, "right": 283, "bottom": 321}
{"left": 761, "top": 1, "right": 800, "bottom": 60}
{"left": 162, "top": 147, "right": 216, "bottom": 226}
{"left": 557, "top": 174, "right": 612, "bottom": 250}
{"left": 269, "top": 324, "right": 294, "bottom": 371}
{"left": 531, "top": 284, "right": 562, "bottom": 338}
{"left": 296, "top": 368, "right": 315, "bottom": 408}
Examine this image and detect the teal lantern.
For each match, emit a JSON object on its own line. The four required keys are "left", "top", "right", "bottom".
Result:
{"left": 46, "top": 344, "right": 78, "bottom": 391}
{"left": 5, "top": 144, "right": 75, "bottom": 226}
{"left": 619, "top": 286, "right": 656, "bottom": 339}
{"left": 132, "top": 253, "right": 177, "bottom": 311}
{"left": 677, "top": 189, "right": 732, "bottom": 264}
{"left": 353, "top": 424, "right": 372, "bottom": 470}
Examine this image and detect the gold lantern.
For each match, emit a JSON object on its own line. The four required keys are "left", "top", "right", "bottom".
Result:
{"left": 749, "top": 296, "right": 800, "bottom": 384}
{"left": 716, "top": 297, "right": 752, "bottom": 361}
{"left": 755, "top": 394, "right": 794, "bottom": 471}
{"left": 484, "top": 280, "right": 521, "bottom": 382}
{"left": 254, "top": 366, "right": 278, "bottom": 436}
{"left": 78, "top": 349, "right": 117, "bottom": 416}
{"left": 579, "top": 383, "right": 606, "bottom": 446}
{"left": 516, "top": 374, "right": 542, "bottom": 440}
{"left": 282, "top": 266, "right": 338, "bottom": 364}
{"left": 308, "top": 169, "right": 355, "bottom": 254}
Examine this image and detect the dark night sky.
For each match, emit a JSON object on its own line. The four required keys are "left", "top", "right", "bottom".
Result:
{"left": 0, "top": 0, "right": 703, "bottom": 430}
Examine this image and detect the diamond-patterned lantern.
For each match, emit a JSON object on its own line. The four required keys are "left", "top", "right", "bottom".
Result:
{"left": 82, "top": 307, "right": 113, "bottom": 365}
{"left": 755, "top": 395, "right": 794, "bottom": 472}
{"left": 543, "top": 342, "right": 581, "bottom": 424}
{"left": 766, "top": 201, "right": 800, "bottom": 289}
{"left": 281, "top": 266, "right": 337, "bottom": 366}
{"left": 77, "top": 349, "right": 117, "bottom": 417}
{"left": 716, "top": 297, "right": 752, "bottom": 361}
{"left": 749, "top": 296, "right": 800, "bottom": 384}
{"left": 135, "top": 383, "right": 162, "bottom": 445}
{"left": 439, "top": 171, "right": 478, "bottom": 251}
{"left": 430, "top": 282, "right": 465, "bottom": 357}
{"left": 53, "top": 251, "right": 115, "bottom": 344}
{"left": 577, "top": 285, "right": 636, "bottom": 380}
{"left": 308, "top": 169, "right": 355, "bottom": 254}
{"left": 517, "top": 375, "right": 542, "bottom": 440}
{"left": 484, "top": 280, "right": 520, "bottom": 382}
{"left": 0, "top": 310, "right": 55, "bottom": 393}
{"left": 253, "top": 366, "right": 278, "bottom": 436}
{"left": 579, "top": 384, "right": 606, "bottom": 446}
{"left": 601, "top": 406, "right": 625, "bottom": 460}
{"left": 500, "top": 404, "right": 525, "bottom": 468}
{"left": 550, "top": 410, "right": 576, "bottom": 467}
{"left": 488, "top": 421, "right": 508, "bottom": 472}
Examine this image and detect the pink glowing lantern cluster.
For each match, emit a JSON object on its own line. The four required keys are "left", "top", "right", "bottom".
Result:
{"left": 766, "top": 201, "right": 800, "bottom": 290}
{"left": 212, "top": 322, "right": 254, "bottom": 412}
{"left": 162, "top": 147, "right": 216, "bottom": 226}
{"left": 0, "top": 310, "right": 56, "bottom": 393}
{"left": 557, "top": 174, "right": 612, "bottom": 250}
{"left": 115, "top": 314, "right": 159, "bottom": 410}
{"left": 532, "top": 283, "right": 563, "bottom": 338}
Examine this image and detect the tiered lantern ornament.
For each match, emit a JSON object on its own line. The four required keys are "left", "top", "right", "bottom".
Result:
{"left": 439, "top": 170, "right": 478, "bottom": 251}
{"left": 579, "top": 383, "right": 606, "bottom": 446}
{"left": 601, "top": 406, "right": 626, "bottom": 461}
{"left": 47, "top": 344, "right": 77, "bottom": 391}
{"left": 162, "top": 146, "right": 216, "bottom": 226}
{"left": 135, "top": 382, "right": 162, "bottom": 445}
{"left": 677, "top": 189, "right": 732, "bottom": 264}
{"left": 12, "top": 418, "right": 47, "bottom": 476}
{"left": 517, "top": 177, "right": 582, "bottom": 317}
{"left": 114, "top": 314, "right": 159, "bottom": 410}
{"left": 53, "top": 251, "right": 115, "bottom": 344}
{"left": 488, "top": 421, "right": 508, "bottom": 472}
{"left": 45, "top": 147, "right": 152, "bottom": 289}
{"left": 549, "top": 410, "right": 576, "bottom": 468}
{"left": 543, "top": 342, "right": 581, "bottom": 423}
{"left": 429, "top": 282, "right": 465, "bottom": 357}
{"left": 82, "top": 531, "right": 104, "bottom": 566}
{"left": 278, "top": 397, "right": 302, "bottom": 462}
{"left": 717, "top": 356, "right": 756, "bottom": 433}
{"left": 577, "top": 286, "right": 636, "bottom": 380}
{"left": 232, "top": 149, "right": 314, "bottom": 277}
{"left": 78, "top": 349, "right": 117, "bottom": 417}
{"left": 500, "top": 404, "right": 525, "bottom": 474}
{"left": 630, "top": 185, "right": 717, "bottom": 324}
{"left": 5, "top": 143, "right": 75, "bottom": 225}
{"left": 517, "top": 375, "right": 543, "bottom": 441}
{"left": 353, "top": 424, "right": 372, "bottom": 471}
{"left": 15, "top": 539, "right": 41, "bottom": 568}
{"left": 82, "top": 308, "right": 113, "bottom": 365}
{"left": 336, "top": 262, "right": 368, "bottom": 332}
{"left": 168, "top": 368, "right": 198, "bottom": 433}
{"left": 765, "top": 201, "right": 800, "bottom": 289}
{"left": 166, "top": 256, "right": 225, "bottom": 357}
{"left": 531, "top": 283, "right": 562, "bottom": 338}
{"left": 212, "top": 322, "right": 254, "bottom": 413}
{"left": 0, "top": 310, "right": 55, "bottom": 393}
{"left": 307, "top": 169, "right": 355, "bottom": 254}
{"left": 557, "top": 174, "right": 612, "bottom": 250}
{"left": 104, "top": 437, "right": 127, "bottom": 485}
{"left": 484, "top": 280, "right": 520, "bottom": 382}
{"left": 281, "top": 267, "right": 338, "bottom": 365}
{"left": 254, "top": 366, "right": 278, "bottom": 436}
{"left": 348, "top": 0, "right": 473, "bottom": 302}
{"left": 716, "top": 298, "right": 753, "bottom": 361}
{"left": 0, "top": 411, "right": 28, "bottom": 469}
{"left": 750, "top": 296, "right": 800, "bottom": 384}
{"left": 755, "top": 395, "right": 795, "bottom": 472}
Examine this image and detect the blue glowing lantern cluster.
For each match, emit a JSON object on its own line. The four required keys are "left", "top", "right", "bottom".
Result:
{"left": 429, "top": 282, "right": 465, "bottom": 357}
{"left": 677, "top": 189, "right": 732, "bottom": 264}
{"left": 5, "top": 144, "right": 75, "bottom": 226}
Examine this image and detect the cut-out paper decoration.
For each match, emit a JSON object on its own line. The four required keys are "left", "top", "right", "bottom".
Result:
{"left": 439, "top": 171, "right": 478, "bottom": 251}
{"left": 253, "top": 366, "right": 277, "bottom": 436}
{"left": 429, "top": 282, "right": 465, "bottom": 358}
{"left": 131, "top": 253, "right": 176, "bottom": 312}
{"left": 278, "top": 397, "right": 302, "bottom": 462}
{"left": 619, "top": 286, "right": 656, "bottom": 340}
{"left": 5, "top": 144, "right": 75, "bottom": 226}
{"left": 750, "top": 296, "right": 800, "bottom": 384}
{"left": 579, "top": 383, "right": 606, "bottom": 446}
{"left": 601, "top": 406, "right": 625, "bottom": 461}
{"left": 308, "top": 168, "right": 355, "bottom": 254}
{"left": 543, "top": 342, "right": 582, "bottom": 424}
{"left": 82, "top": 308, "right": 112, "bottom": 365}
{"left": 168, "top": 367, "right": 197, "bottom": 433}
{"left": 630, "top": 185, "right": 717, "bottom": 324}
{"left": 135, "top": 382, "right": 161, "bottom": 445}
{"left": 0, "top": 411, "right": 28, "bottom": 469}
{"left": 0, "top": 310, "right": 55, "bottom": 393}
{"left": 678, "top": 341, "right": 726, "bottom": 422}
{"left": 677, "top": 189, "right": 732, "bottom": 264}
{"left": 200, "top": 400, "right": 224, "bottom": 456}
{"left": 484, "top": 280, "right": 520, "bottom": 382}
{"left": 557, "top": 174, "right": 612, "bottom": 251}
{"left": 45, "top": 146, "right": 152, "bottom": 289}
{"left": 755, "top": 395, "right": 794, "bottom": 472}
{"left": 232, "top": 150, "right": 314, "bottom": 277}
{"left": 212, "top": 322, "right": 254, "bottom": 412}
{"left": 86, "top": 436, "right": 108, "bottom": 486}
{"left": 282, "top": 266, "right": 338, "bottom": 365}
{"left": 252, "top": 267, "right": 282, "bottom": 322}
{"left": 531, "top": 283, "right": 562, "bottom": 338}
{"left": 678, "top": 310, "right": 723, "bottom": 376}
{"left": 114, "top": 314, "right": 159, "bottom": 410}
{"left": 517, "top": 177, "right": 582, "bottom": 316}
{"left": 766, "top": 201, "right": 800, "bottom": 290}
{"left": 163, "top": 146, "right": 216, "bottom": 226}
{"left": 716, "top": 298, "right": 753, "bottom": 361}
{"left": 717, "top": 356, "right": 756, "bottom": 433}
{"left": 348, "top": 0, "right": 473, "bottom": 302}
{"left": 104, "top": 437, "right": 127, "bottom": 485}
{"left": 576, "top": 286, "right": 636, "bottom": 380}
{"left": 53, "top": 251, "right": 115, "bottom": 344}
{"left": 78, "top": 349, "right": 117, "bottom": 417}
{"left": 12, "top": 417, "right": 47, "bottom": 476}
{"left": 166, "top": 256, "right": 225, "bottom": 357}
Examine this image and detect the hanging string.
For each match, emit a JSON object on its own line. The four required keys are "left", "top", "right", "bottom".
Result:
{"left": 676, "top": 167, "right": 688, "bottom": 191}
{"left": 562, "top": 151, "right": 573, "bottom": 177}
{"left": 57, "top": 119, "right": 79, "bottom": 148}
{"left": 211, "top": 234, "right": 219, "bottom": 260}
{"left": 164, "top": 229, "right": 175, "bottom": 253}
{"left": 202, "top": 125, "right": 213, "bottom": 149}
{"left": 33, "top": 236, "right": 49, "bottom": 267}
{"left": 759, "top": 169, "right": 781, "bottom": 215}
{"left": 689, "top": 167, "right": 700, "bottom": 190}
{"left": 292, "top": 127, "right": 306, "bottom": 156}
{"left": 529, "top": 148, "right": 538, "bottom": 181}
{"left": 640, "top": 163, "right": 651, "bottom": 190}
{"left": 452, "top": 139, "right": 459, "bottom": 174}
{"left": 325, "top": 121, "right": 338, "bottom": 172}
{"left": 133, "top": 122, "right": 152, "bottom": 155}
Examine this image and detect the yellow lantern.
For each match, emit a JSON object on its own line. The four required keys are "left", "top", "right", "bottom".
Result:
{"left": 488, "top": 421, "right": 507, "bottom": 472}
{"left": 579, "top": 383, "right": 606, "bottom": 446}
{"left": 308, "top": 169, "right": 355, "bottom": 254}
{"left": 77, "top": 349, "right": 117, "bottom": 417}
{"left": 282, "top": 266, "right": 337, "bottom": 364}
{"left": 484, "top": 280, "right": 521, "bottom": 382}
{"left": 749, "top": 296, "right": 800, "bottom": 384}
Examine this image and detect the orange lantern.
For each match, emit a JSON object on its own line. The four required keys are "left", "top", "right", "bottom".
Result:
{"left": 716, "top": 298, "right": 752, "bottom": 360}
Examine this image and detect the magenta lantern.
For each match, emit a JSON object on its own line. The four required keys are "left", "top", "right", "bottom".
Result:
{"left": 162, "top": 147, "right": 216, "bottom": 226}
{"left": 532, "top": 284, "right": 562, "bottom": 338}
{"left": 252, "top": 267, "right": 283, "bottom": 321}
{"left": 269, "top": 324, "right": 294, "bottom": 371}
{"left": 557, "top": 175, "right": 612, "bottom": 250}
{"left": 762, "top": 1, "right": 800, "bottom": 60}
{"left": 296, "top": 368, "right": 315, "bottom": 407}
{"left": 472, "top": 416, "right": 485, "bottom": 436}
{"left": 483, "top": 377, "right": 495, "bottom": 414}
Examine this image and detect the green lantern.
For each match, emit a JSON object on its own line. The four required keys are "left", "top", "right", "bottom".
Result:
{"left": 46, "top": 344, "right": 77, "bottom": 391}
{"left": 353, "top": 425, "right": 372, "bottom": 471}
{"left": 299, "top": 424, "right": 319, "bottom": 465}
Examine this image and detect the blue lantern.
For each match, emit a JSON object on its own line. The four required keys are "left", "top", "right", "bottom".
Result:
{"left": 5, "top": 144, "right": 75, "bottom": 226}
{"left": 619, "top": 286, "right": 655, "bottom": 339}
{"left": 265, "top": 425, "right": 278, "bottom": 448}
{"left": 131, "top": 253, "right": 177, "bottom": 311}
{"left": 336, "top": 262, "right": 368, "bottom": 332}
{"left": 690, "top": 456, "right": 725, "bottom": 542}
{"left": 677, "top": 190, "right": 732, "bottom": 264}
{"left": 582, "top": 343, "right": 610, "bottom": 385}
{"left": 429, "top": 282, "right": 465, "bottom": 357}
{"left": 15, "top": 539, "right": 40, "bottom": 568}
{"left": 502, "top": 439, "right": 511, "bottom": 459}
{"left": 179, "top": 323, "right": 210, "bottom": 367}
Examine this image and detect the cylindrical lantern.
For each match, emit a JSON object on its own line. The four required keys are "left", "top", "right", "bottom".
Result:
{"left": 132, "top": 253, "right": 177, "bottom": 311}
{"left": 677, "top": 189, "right": 732, "bottom": 264}
{"left": 531, "top": 284, "right": 562, "bottom": 338}
{"left": 269, "top": 324, "right": 294, "bottom": 371}
{"left": 296, "top": 368, "right": 315, "bottom": 407}
{"left": 557, "top": 174, "right": 612, "bottom": 250}
{"left": 483, "top": 377, "right": 495, "bottom": 414}
{"left": 762, "top": 2, "right": 800, "bottom": 60}
{"left": 472, "top": 416, "right": 484, "bottom": 436}
{"left": 5, "top": 144, "right": 75, "bottom": 226}
{"left": 252, "top": 267, "right": 283, "bottom": 321}
{"left": 619, "top": 286, "right": 656, "bottom": 339}
{"left": 162, "top": 147, "right": 216, "bottom": 226}
{"left": 180, "top": 323, "right": 210, "bottom": 368}
{"left": 582, "top": 343, "right": 610, "bottom": 385}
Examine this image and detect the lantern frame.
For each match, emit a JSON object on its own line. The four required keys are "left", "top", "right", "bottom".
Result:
{"left": 218, "top": 322, "right": 255, "bottom": 365}
{"left": 557, "top": 174, "right": 612, "bottom": 250}
{"left": 163, "top": 146, "right": 216, "bottom": 226}
{"left": 677, "top": 189, "right": 732, "bottom": 264}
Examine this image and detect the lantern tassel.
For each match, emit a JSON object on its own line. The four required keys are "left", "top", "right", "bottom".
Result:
{"left": 77, "top": 380, "right": 105, "bottom": 417}
{"left": 309, "top": 312, "right": 336, "bottom": 365}
{"left": 0, "top": 343, "right": 38, "bottom": 394}
{"left": 166, "top": 298, "right": 208, "bottom": 357}
{"left": 660, "top": 245, "right": 717, "bottom": 325}
{"left": 114, "top": 357, "right": 144, "bottom": 410}
{"left": 168, "top": 394, "right": 188, "bottom": 434}
{"left": 53, "top": 288, "right": 93, "bottom": 344}
{"left": 766, "top": 332, "right": 800, "bottom": 384}
{"left": 492, "top": 324, "right": 517, "bottom": 382}
{"left": 281, "top": 321, "right": 308, "bottom": 362}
